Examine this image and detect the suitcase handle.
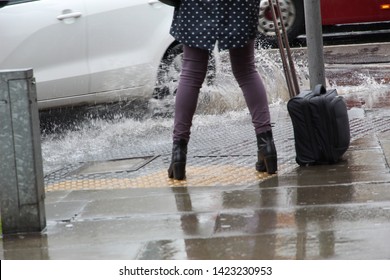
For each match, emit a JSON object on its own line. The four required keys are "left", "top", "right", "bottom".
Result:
{"left": 313, "top": 84, "right": 326, "bottom": 96}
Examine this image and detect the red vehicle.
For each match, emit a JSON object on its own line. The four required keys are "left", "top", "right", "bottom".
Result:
{"left": 321, "top": 0, "right": 390, "bottom": 25}
{"left": 258, "top": 0, "right": 390, "bottom": 43}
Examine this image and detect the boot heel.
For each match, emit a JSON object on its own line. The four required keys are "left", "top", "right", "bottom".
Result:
{"left": 171, "top": 162, "right": 186, "bottom": 180}
{"left": 256, "top": 130, "right": 278, "bottom": 175}
{"left": 256, "top": 151, "right": 266, "bottom": 172}
{"left": 264, "top": 155, "right": 277, "bottom": 174}
{"left": 168, "top": 139, "right": 188, "bottom": 180}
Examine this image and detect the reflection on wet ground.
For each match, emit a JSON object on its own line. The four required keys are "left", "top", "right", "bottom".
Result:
{"left": 2, "top": 131, "right": 390, "bottom": 259}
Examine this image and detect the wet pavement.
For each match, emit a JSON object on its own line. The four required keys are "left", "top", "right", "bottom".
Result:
{"left": 1, "top": 43, "right": 390, "bottom": 260}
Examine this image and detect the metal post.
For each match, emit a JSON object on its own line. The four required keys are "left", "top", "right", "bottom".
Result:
{"left": 304, "top": 0, "right": 326, "bottom": 89}
{"left": 0, "top": 69, "right": 46, "bottom": 234}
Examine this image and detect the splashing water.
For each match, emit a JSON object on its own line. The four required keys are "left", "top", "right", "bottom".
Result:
{"left": 41, "top": 46, "right": 390, "bottom": 174}
{"left": 330, "top": 71, "right": 390, "bottom": 109}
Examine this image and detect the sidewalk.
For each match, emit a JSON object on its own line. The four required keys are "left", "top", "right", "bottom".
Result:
{"left": 2, "top": 102, "right": 390, "bottom": 259}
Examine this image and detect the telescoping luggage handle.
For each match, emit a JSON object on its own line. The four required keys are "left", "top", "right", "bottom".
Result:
{"left": 268, "top": 0, "right": 300, "bottom": 98}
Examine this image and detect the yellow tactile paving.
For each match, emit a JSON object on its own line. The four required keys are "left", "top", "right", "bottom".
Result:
{"left": 46, "top": 164, "right": 279, "bottom": 192}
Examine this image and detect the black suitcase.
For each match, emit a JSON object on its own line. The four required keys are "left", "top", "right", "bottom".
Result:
{"left": 287, "top": 84, "right": 350, "bottom": 166}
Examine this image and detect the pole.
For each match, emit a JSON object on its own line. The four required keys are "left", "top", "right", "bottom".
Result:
{"left": 303, "top": 0, "right": 326, "bottom": 89}
{"left": 0, "top": 69, "right": 46, "bottom": 234}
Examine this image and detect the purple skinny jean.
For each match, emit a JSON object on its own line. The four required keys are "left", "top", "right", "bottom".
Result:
{"left": 173, "top": 39, "right": 271, "bottom": 142}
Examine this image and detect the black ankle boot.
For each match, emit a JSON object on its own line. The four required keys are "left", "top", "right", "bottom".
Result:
{"left": 168, "top": 139, "right": 188, "bottom": 180}
{"left": 256, "top": 130, "right": 277, "bottom": 174}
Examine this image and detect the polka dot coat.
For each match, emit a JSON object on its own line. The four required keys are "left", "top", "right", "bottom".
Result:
{"left": 170, "top": 0, "right": 261, "bottom": 51}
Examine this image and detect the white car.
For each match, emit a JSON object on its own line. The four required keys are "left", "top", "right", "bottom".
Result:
{"left": 3, "top": 0, "right": 389, "bottom": 111}
{"left": 0, "top": 0, "right": 179, "bottom": 109}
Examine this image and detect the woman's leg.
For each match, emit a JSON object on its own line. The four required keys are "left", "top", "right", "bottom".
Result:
{"left": 173, "top": 45, "right": 209, "bottom": 142}
{"left": 169, "top": 44, "right": 209, "bottom": 180}
{"left": 229, "top": 40, "right": 277, "bottom": 174}
{"left": 229, "top": 39, "right": 271, "bottom": 134}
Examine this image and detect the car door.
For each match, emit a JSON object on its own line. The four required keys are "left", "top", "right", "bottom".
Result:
{"left": 0, "top": 0, "right": 88, "bottom": 106}
{"left": 84, "top": 0, "right": 175, "bottom": 100}
{"left": 321, "top": 0, "right": 390, "bottom": 25}
{"left": 376, "top": 0, "right": 390, "bottom": 21}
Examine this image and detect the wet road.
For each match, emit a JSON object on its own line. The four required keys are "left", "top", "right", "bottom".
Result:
{"left": 1, "top": 43, "right": 390, "bottom": 260}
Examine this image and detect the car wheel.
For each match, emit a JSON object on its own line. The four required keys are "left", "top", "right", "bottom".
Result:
{"left": 257, "top": 0, "right": 305, "bottom": 47}
{"left": 153, "top": 43, "right": 217, "bottom": 99}
{"left": 153, "top": 43, "right": 183, "bottom": 99}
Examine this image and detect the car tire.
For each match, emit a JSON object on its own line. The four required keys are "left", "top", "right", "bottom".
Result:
{"left": 153, "top": 43, "right": 183, "bottom": 99}
{"left": 153, "top": 43, "right": 217, "bottom": 99}
{"left": 257, "top": 0, "right": 305, "bottom": 47}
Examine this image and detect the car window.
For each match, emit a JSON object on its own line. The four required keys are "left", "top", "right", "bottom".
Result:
{"left": 5, "top": 0, "right": 38, "bottom": 5}
{"left": 0, "top": 1, "right": 8, "bottom": 8}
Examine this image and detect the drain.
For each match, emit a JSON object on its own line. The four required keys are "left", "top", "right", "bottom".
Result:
{"left": 67, "top": 156, "right": 158, "bottom": 176}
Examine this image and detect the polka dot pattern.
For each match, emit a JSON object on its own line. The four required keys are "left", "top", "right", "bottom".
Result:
{"left": 170, "top": 0, "right": 260, "bottom": 51}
